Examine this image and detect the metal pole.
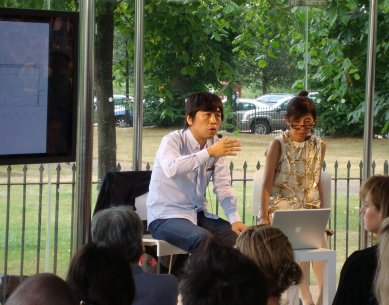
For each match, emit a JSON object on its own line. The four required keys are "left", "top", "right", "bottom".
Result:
{"left": 362, "top": 0, "right": 378, "bottom": 248}
{"left": 133, "top": 0, "right": 144, "bottom": 171}
{"left": 304, "top": 6, "right": 309, "bottom": 90}
{"left": 73, "top": 0, "right": 95, "bottom": 251}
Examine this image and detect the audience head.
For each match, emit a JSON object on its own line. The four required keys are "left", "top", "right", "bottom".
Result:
{"left": 236, "top": 225, "right": 302, "bottom": 299}
{"left": 91, "top": 205, "right": 143, "bottom": 263}
{"left": 184, "top": 92, "right": 224, "bottom": 128}
{"left": 285, "top": 90, "right": 317, "bottom": 123}
{"left": 5, "top": 273, "right": 76, "bottom": 305}
{"left": 179, "top": 238, "right": 268, "bottom": 305}
{"left": 66, "top": 243, "right": 135, "bottom": 305}
{"left": 374, "top": 217, "right": 389, "bottom": 305}
{"left": 359, "top": 175, "right": 389, "bottom": 233}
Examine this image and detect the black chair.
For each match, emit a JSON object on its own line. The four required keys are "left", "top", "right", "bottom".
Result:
{"left": 94, "top": 171, "right": 187, "bottom": 274}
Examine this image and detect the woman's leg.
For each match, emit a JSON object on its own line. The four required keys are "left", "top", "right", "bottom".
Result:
{"left": 299, "top": 261, "right": 315, "bottom": 305}
{"left": 312, "top": 234, "right": 327, "bottom": 305}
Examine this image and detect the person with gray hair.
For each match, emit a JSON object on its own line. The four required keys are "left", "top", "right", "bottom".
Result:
{"left": 91, "top": 205, "right": 178, "bottom": 305}
{"left": 5, "top": 273, "right": 76, "bottom": 305}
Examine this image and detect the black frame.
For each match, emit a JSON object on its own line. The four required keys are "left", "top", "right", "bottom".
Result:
{"left": 0, "top": 7, "right": 79, "bottom": 165}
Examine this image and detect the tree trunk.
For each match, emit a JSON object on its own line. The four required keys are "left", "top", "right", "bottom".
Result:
{"left": 95, "top": 1, "right": 117, "bottom": 182}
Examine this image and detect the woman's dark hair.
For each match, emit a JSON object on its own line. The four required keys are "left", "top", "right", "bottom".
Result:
{"left": 66, "top": 243, "right": 135, "bottom": 305}
{"left": 184, "top": 92, "right": 224, "bottom": 128}
{"left": 285, "top": 90, "right": 317, "bottom": 121}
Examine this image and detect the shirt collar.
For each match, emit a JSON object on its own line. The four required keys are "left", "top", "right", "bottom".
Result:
{"left": 184, "top": 128, "right": 202, "bottom": 150}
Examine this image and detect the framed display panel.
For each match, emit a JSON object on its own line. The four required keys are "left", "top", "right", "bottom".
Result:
{"left": 0, "top": 8, "right": 79, "bottom": 165}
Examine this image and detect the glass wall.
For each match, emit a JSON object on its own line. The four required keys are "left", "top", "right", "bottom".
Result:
{"left": 0, "top": 0, "right": 389, "bottom": 284}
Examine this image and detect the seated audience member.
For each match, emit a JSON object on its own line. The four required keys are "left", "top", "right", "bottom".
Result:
{"left": 235, "top": 225, "right": 302, "bottom": 305}
{"left": 147, "top": 91, "right": 245, "bottom": 253}
{"left": 333, "top": 175, "right": 389, "bottom": 305}
{"left": 91, "top": 205, "right": 178, "bottom": 305}
{"left": 374, "top": 217, "right": 389, "bottom": 305}
{"left": 66, "top": 243, "right": 135, "bottom": 305}
{"left": 5, "top": 273, "right": 76, "bottom": 305}
{"left": 179, "top": 238, "right": 268, "bottom": 305}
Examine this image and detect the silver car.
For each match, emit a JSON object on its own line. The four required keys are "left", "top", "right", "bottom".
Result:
{"left": 238, "top": 94, "right": 294, "bottom": 134}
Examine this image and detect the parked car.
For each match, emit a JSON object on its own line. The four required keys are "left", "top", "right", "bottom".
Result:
{"left": 93, "top": 95, "right": 134, "bottom": 127}
{"left": 224, "top": 98, "right": 268, "bottom": 132}
{"left": 113, "top": 94, "right": 133, "bottom": 127}
{"left": 235, "top": 94, "right": 294, "bottom": 134}
{"left": 256, "top": 93, "right": 294, "bottom": 107}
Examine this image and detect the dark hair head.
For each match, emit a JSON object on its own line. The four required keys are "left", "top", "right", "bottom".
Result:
{"left": 235, "top": 225, "right": 302, "bottom": 298}
{"left": 184, "top": 92, "right": 224, "bottom": 128}
{"left": 360, "top": 175, "right": 389, "bottom": 218}
{"left": 5, "top": 273, "right": 77, "bottom": 305}
{"left": 180, "top": 238, "right": 268, "bottom": 305}
{"left": 66, "top": 243, "right": 135, "bottom": 305}
{"left": 285, "top": 91, "right": 317, "bottom": 121}
{"left": 91, "top": 205, "right": 143, "bottom": 263}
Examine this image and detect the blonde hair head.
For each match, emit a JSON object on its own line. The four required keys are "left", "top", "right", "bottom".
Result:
{"left": 235, "top": 225, "right": 302, "bottom": 297}
{"left": 360, "top": 175, "right": 389, "bottom": 218}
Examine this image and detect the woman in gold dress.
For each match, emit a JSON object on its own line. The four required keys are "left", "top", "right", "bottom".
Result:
{"left": 259, "top": 91, "right": 326, "bottom": 305}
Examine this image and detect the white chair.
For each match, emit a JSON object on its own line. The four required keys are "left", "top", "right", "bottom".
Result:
{"left": 251, "top": 170, "right": 264, "bottom": 224}
{"left": 251, "top": 170, "right": 334, "bottom": 305}
{"left": 135, "top": 193, "right": 188, "bottom": 274}
{"left": 251, "top": 170, "right": 332, "bottom": 224}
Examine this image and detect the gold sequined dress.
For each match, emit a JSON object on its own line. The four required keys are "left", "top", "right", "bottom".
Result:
{"left": 270, "top": 131, "right": 322, "bottom": 212}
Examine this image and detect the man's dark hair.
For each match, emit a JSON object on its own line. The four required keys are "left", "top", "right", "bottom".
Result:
{"left": 179, "top": 238, "right": 268, "bottom": 305}
{"left": 184, "top": 92, "right": 224, "bottom": 128}
{"left": 66, "top": 243, "right": 135, "bottom": 305}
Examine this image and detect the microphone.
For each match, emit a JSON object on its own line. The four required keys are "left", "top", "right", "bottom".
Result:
{"left": 217, "top": 134, "right": 223, "bottom": 139}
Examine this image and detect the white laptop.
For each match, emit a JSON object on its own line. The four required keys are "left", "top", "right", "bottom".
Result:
{"left": 271, "top": 208, "right": 331, "bottom": 250}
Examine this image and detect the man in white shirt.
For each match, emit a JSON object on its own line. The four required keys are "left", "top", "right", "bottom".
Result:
{"left": 147, "top": 91, "right": 246, "bottom": 252}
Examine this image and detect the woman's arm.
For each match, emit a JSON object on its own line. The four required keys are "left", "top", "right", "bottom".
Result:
{"left": 259, "top": 139, "right": 281, "bottom": 224}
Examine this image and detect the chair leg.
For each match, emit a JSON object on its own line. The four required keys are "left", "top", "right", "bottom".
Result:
{"left": 168, "top": 255, "right": 174, "bottom": 274}
{"left": 157, "top": 259, "right": 160, "bottom": 274}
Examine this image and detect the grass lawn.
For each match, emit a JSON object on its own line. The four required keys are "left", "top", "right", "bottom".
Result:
{"left": 1, "top": 126, "right": 388, "bottom": 279}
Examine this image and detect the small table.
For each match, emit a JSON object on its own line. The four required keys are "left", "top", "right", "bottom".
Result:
{"left": 288, "top": 248, "right": 336, "bottom": 305}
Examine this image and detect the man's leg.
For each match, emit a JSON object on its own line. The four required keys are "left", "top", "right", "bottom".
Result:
{"left": 197, "top": 212, "right": 238, "bottom": 247}
{"left": 149, "top": 218, "right": 212, "bottom": 253}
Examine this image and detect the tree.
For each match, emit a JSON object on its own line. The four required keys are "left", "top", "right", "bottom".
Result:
{"left": 114, "top": 0, "right": 244, "bottom": 126}
{"left": 232, "top": 0, "right": 302, "bottom": 94}
{"left": 95, "top": 0, "right": 118, "bottom": 180}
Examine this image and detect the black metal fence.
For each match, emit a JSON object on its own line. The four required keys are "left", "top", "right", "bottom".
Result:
{"left": 0, "top": 160, "right": 388, "bottom": 301}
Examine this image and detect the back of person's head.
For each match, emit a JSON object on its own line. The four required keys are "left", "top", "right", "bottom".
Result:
{"left": 286, "top": 90, "right": 317, "bottom": 121}
{"left": 184, "top": 92, "right": 224, "bottom": 128}
{"left": 179, "top": 238, "right": 268, "bottom": 305}
{"left": 360, "top": 175, "right": 389, "bottom": 218}
{"left": 235, "top": 225, "right": 302, "bottom": 298}
{"left": 5, "top": 273, "right": 76, "bottom": 305}
{"left": 66, "top": 243, "right": 135, "bottom": 305}
{"left": 374, "top": 217, "right": 389, "bottom": 305}
{"left": 91, "top": 205, "right": 143, "bottom": 263}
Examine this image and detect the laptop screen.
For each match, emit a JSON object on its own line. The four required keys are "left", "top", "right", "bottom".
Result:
{"left": 271, "top": 208, "right": 331, "bottom": 250}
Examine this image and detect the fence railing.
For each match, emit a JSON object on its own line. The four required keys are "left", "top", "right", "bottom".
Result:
{"left": 0, "top": 160, "right": 388, "bottom": 295}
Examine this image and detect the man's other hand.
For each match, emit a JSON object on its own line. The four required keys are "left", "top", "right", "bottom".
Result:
{"left": 231, "top": 221, "right": 246, "bottom": 235}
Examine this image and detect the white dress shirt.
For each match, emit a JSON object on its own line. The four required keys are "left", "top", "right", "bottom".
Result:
{"left": 147, "top": 128, "right": 241, "bottom": 225}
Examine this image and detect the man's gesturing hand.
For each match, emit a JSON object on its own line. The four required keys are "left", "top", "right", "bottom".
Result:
{"left": 207, "top": 138, "right": 241, "bottom": 157}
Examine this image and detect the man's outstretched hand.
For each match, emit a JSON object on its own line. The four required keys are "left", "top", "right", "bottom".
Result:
{"left": 207, "top": 138, "right": 241, "bottom": 157}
